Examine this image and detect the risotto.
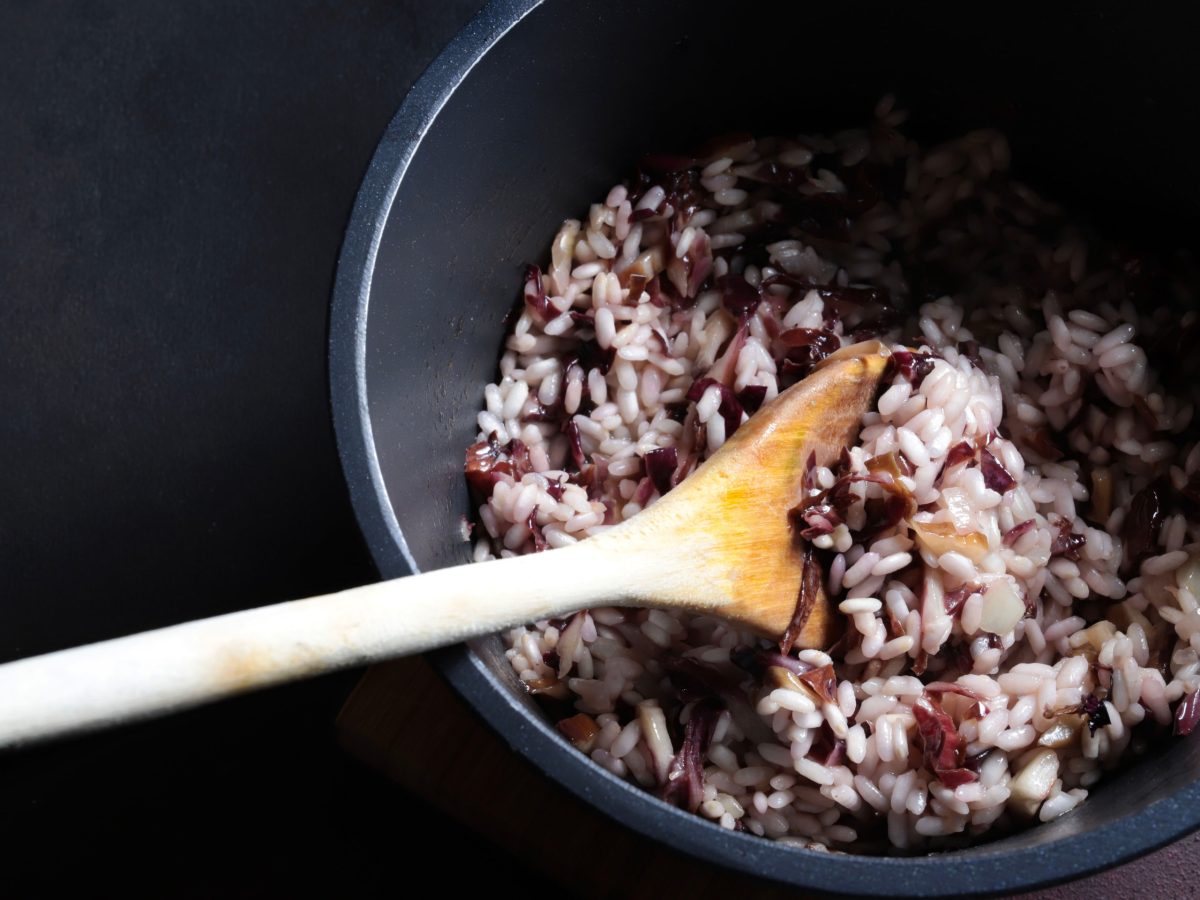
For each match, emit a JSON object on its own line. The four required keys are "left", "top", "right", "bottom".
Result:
{"left": 461, "top": 97, "right": 1200, "bottom": 851}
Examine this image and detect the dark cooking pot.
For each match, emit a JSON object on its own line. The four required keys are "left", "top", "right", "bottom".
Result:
{"left": 329, "top": 1, "right": 1200, "bottom": 894}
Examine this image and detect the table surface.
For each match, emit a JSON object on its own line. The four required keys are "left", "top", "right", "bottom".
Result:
{"left": 0, "top": 2, "right": 1194, "bottom": 895}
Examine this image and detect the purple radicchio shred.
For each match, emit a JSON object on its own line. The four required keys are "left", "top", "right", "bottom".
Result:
{"left": 943, "top": 440, "right": 976, "bottom": 471}
{"left": 527, "top": 511, "right": 548, "bottom": 552}
{"left": 964, "top": 748, "right": 993, "bottom": 774}
{"left": 663, "top": 656, "right": 746, "bottom": 704}
{"left": 860, "top": 493, "right": 911, "bottom": 541}
{"left": 980, "top": 447, "right": 1017, "bottom": 493}
{"left": 661, "top": 698, "right": 722, "bottom": 813}
{"left": 1123, "top": 482, "right": 1164, "bottom": 570}
{"left": 564, "top": 420, "right": 586, "bottom": 471}
{"left": 1174, "top": 691, "right": 1200, "bottom": 736}
{"left": 643, "top": 446, "right": 678, "bottom": 496}
{"left": 1003, "top": 519, "right": 1037, "bottom": 547}
{"left": 752, "top": 278, "right": 896, "bottom": 335}
{"left": 775, "top": 327, "right": 841, "bottom": 381}
{"left": 803, "top": 450, "right": 819, "bottom": 493}
{"left": 665, "top": 401, "right": 690, "bottom": 423}
{"left": 809, "top": 723, "right": 846, "bottom": 766}
{"left": 568, "top": 310, "right": 594, "bottom": 328}
{"left": 705, "top": 320, "right": 749, "bottom": 389}
{"left": 816, "top": 284, "right": 899, "bottom": 332}
{"left": 520, "top": 400, "right": 562, "bottom": 424}
{"left": 924, "top": 681, "right": 986, "bottom": 703}
{"left": 794, "top": 503, "right": 842, "bottom": 540}
{"left": 780, "top": 546, "right": 822, "bottom": 656}
{"left": 577, "top": 339, "right": 616, "bottom": 376}
{"left": 889, "top": 349, "right": 936, "bottom": 387}
{"left": 1050, "top": 518, "right": 1087, "bottom": 561}
{"left": 463, "top": 434, "right": 532, "bottom": 497}
{"left": 798, "top": 663, "right": 838, "bottom": 705}
{"left": 959, "top": 339, "right": 984, "bottom": 370}
{"left": 633, "top": 476, "right": 655, "bottom": 507}
{"left": 1081, "top": 693, "right": 1111, "bottom": 736}
{"left": 795, "top": 466, "right": 912, "bottom": 536}
{"left": 685, "top": 377, "right": 745, "bottom": 438}
{"left": 667, "top": 229, "right": 713, "bottom": 299}
{"left": 737, "top": 384, "right": 768, "bottom": 414}
{"left": 522, "top": 264, "right": 552, "bottom": 322}
{"left": 570, "top": 458, "right": 609, "bottom": 502}
{"left": 719, "top": 272, "right": 762, "bottom": 320}
{"left": 913, "top": 693, "right": 978, "bottom": 788}
{"left": 942, "top": 582, "right": 982, "bottom": 617}
{"left": 730, "top": 647, "right": 814, "bottom": 678}
{"left": 645, "top": 273, "right": 689, "bottom": 311}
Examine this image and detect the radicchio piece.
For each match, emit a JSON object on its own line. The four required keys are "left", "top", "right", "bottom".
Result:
{"left": 720, "top": 273, "right": 762, "bottom": 320}
{"left": 578, "top": 339, "right": 616, "bottom": 375}
{"left": 959, "top": 339, "right": 984, "bottom": 370}
{"left": 1003, "top": 519, "right": 1036, "bottom": 547}
{"left": 1050, "top": 518, "right": 1086, "bottom": 561}
{"left": 644, "top": 446, "right": 679, "bottom": 496}
{"left": 464, "top": 434, "right": 507, "bottom": 496}
{"left": 776, "top": 327, "right": 842, "bottom": 380}
{"left": 1123, "top": 482, "right": 1164, "bottom": 570}
{"left": 890, "top": 349, "right": 936, "bottom": 387}
{"left": 645, "top": 273, "right": 686, "bottom": 311}
{"left": 1174, "top": 690, "right": 1200, "bottom": 736}
{"left": 708, "top": 320, "right": 751, "bottom": 389}
{"left": 663, "top": 656, "right": 746, "bottom": 703}
{"left": 924, "top": 681, "right": 986, "bottom": 703}
{"left": 913, "top": 693, "right": 978, "bottom": 788}
{"left": 730, "top": 647, "right": 814, "bottom": 678}
{"left": 685, "top": 377, "right": 746, "bottom": 439}
{"left": 797, "top": 663, "right": 838, "bottom": 705}
{"left": 943, "top": 440, "right": 976, "bottom": 471}
{"left": 795, "top": 503, "right": 842, "bottom": 540}
{"left": 942, "top": 582, "right": 982, "bottom": 616}
{"left": 809, "top": 723, "right": 847, "bottom": 767}
{"left": 737, "top": 384, "right": 768, "bottom": 414}
{"left": 817, "top": 284, "right": 899, "bottom": 333}
{"left": 661, "top": 698, "right": 722, "bottom": 813}
{"left": 633, "top": 476, "right": 656, "bottom": 507}
{"left": 780, "top": 546, "right": 822, "bottom": 655}
{"left": 792, "top": 466, "right": 912, "bottom": 539}
{"left": 980, "top": 447, "right": 1016, "bottom": 494}
{"left": 667, "top": 230, "right": 713, "bottom": 300}
{"left": 1081, "top": 693, "right": 1111, "bottom": 736}
{"left": 861, "top": 493, "right": 911, "bottom": 540}
{"left": 523, "top": 264, "right": 552, "bottom": 322}
{"left": 564, "top": 419, "right": 586, "bottom": 471}
{"left": 527, "top": 511, "right": 548, "bottom": 552}
{"left": 464, "top": 435, "right": 532, "bottom": 497}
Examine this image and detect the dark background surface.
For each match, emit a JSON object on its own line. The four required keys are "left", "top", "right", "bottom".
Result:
{"left": 0, "top": 1, "right": 1196, "bottom": 896}
{"left": 0, "top": 1, "right": 498, "bottom": 895}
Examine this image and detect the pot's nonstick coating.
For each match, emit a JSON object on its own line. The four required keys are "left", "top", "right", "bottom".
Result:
{"left": 331, "top": 0, "right": 1200, "bottom": 894}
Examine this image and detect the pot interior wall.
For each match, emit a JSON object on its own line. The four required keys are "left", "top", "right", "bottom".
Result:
{"left": 358, "top": 0, "right": 1200, "bottom": 870}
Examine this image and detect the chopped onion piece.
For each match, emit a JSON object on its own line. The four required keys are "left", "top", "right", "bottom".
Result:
{"left": 978, "top": 579, "right": 1025, "bottom": 635}
{"left": 913, "top": 520, "right": 989, "bottom": 563}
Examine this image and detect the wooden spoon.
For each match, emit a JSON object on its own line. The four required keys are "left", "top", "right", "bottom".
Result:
{"left": 0, "top": 340, "right": 891, "bottom": 748}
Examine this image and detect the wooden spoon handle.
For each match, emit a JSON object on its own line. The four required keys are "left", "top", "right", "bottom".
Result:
{"left": 0, "top": 540, "right": 625, "bottom": 749}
